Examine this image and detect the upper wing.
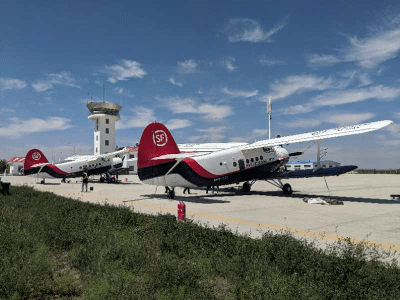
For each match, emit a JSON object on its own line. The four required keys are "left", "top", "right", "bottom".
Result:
{"left": 178, "top": 142, "right": 248, "bottom": 153}
{"left": 242, "top": 120, "right": 393, "bottom": 151}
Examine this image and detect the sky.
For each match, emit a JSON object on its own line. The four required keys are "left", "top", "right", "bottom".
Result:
{"left": 1, "top": 0, "right": 399, "bottom": 169}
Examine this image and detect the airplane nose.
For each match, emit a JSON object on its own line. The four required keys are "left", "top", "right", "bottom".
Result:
{"left": 112, "top": 157, "right": 123, "bottom": 166}
{"left": 276, "top": 147, "right": 289, "bottom": 161}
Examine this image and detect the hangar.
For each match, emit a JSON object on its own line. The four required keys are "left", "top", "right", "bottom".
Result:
{"left": 286, "top": 160, "right": 340, "bottom": 171}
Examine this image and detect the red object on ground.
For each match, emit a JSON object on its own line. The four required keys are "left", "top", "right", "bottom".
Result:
{"left": 177, "top": 201, "right": 186, "bottom": 220}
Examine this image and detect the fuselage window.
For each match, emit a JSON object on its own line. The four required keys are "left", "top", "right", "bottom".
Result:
{"left": 250, "top": 158, "right": 254, "bottom": 163}
{"left": 246, "top": 159, "right": 249, "bottom": 164}
{"left": 260, "top": 156, "right": 263, "bottom": 160}
{"left": 233, "top": 162, "right": 237, "bottom": 167}
{"left": 255, "top": 157, "right": 259, "bottom": 162}
{"left": 220, "top": 162, "right": 223, "bottom": 166}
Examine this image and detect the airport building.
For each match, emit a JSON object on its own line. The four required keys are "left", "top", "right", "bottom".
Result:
{"left": 7, "top": 157, "right": 25, "bottom": 175}
{"left": 286, "top": 160, "right": 340, "bottom": 171}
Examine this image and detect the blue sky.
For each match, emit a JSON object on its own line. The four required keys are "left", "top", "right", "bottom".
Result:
{"left": 1, "top": 0, "right": 399, "bottom": 168}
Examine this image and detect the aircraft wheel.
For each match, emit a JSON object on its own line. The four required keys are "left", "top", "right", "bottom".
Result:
{"left": 110, "top": 177, "right": 116, "bottom": 183}
{"left": 100, "top": 177, "right": 105, "bottom": 183}
{"left": 282, "top": 183, "right": 293, "bottom": 195}
{"left": 243, "top": 182, "right": 251, "bottom": 193}
{"left": 167, "top": 190, "right": 175, "bottom": 199}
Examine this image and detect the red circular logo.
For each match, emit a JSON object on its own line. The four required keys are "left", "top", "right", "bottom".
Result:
{"left": 32, "top": 152, "right": 41, "bottom": 160}
{"left": 153, "top": 130, "right": 168, "bottom": 146}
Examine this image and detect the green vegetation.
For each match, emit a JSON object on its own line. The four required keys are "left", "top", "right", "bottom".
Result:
{"left": 1, "top": 186, "right": 399, "bottom": 299}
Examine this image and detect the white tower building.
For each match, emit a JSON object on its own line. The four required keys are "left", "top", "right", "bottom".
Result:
{"left": 86, "top": 102, "right": 122, "bottom": 155}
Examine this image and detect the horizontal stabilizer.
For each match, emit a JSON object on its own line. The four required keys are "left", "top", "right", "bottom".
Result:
{"left": 242, "top": 120, "right": 393, "bottom": 151}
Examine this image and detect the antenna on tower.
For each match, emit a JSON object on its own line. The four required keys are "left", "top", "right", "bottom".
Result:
{"left": 103, "top": 84, "right": 106, "bottom": 102}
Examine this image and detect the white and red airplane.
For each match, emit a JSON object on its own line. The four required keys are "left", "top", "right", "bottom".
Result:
{"left": 23, "top": 148, "right": 127, "bottom": 183}
{"left": 137, "top": 120, "right": 393, "bottom": 199}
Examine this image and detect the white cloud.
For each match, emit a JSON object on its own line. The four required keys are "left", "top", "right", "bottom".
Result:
{"left": 324, "top": 113, "right": 375, "bottom": 127}
{"left": 115, "top": 87, "right": 135, "bottom": 98}
{"left": 32, "top": 82, "right": 53, "bottom": 92}
{"left": 160, "top": 97, "right": 233, "bottom": 121}
{"left": 222, "top": 87, "right": 258, "bottom": 98}
{"left": 165, "top": 119, "right": 192, "bottom": 130}
{"left": 106, "top": 60, "right": 147, "bottom": 83}
{"left": 177, "top": 59, "right": 198, "bottom": 74}
{"left": 280, "top": 104, "right": 314, "bottom": 115}
{"left": 384, "top": 123, "right": 400, "bottom": 137}
{"left": 313, "top": 85, "right": 400, "bottom": 107}
{"left": 198, "top": 103, "right": 233, "bottom": 121}
{"left": 168, "top": 77, "right": 183, "bottom": 87}
{"left": 259, "top": 56, "right": 283, "bottom": 66}
{"left": 0, "top": 108, "right": 16, "bottom": 114}
{"left": 281, "top": 118, "right": 322, "bottom": 129}
{"left": 345, "top": 28, "right": 400, "bottom": 68}
{"left": 395, "top": 112, "right": 400, "bottom": 119}
{"left": 116, "top": 107, "right": 155, "bottom": 129}
{"left": 222, "top": 57, "right": 236, "bottom": 72}
{"left": 225, "top": 18, "right": 286, "bottom": 43}
{"left": 32, "top": 72, "right": 81, "bottom": 92}
{"left": 308, "top": 21, "right": 400, "bottom": 68}
{"left": 307, "top": 54, "right": 341, "bottom": 67}
{"left": 0, "top": 117, "right": 73, "bottom": 137}
{"left": 279, "top": 113, "right": 374, "bottom": 129}
{"left": 0, "top": 78, "right": 27, "bottom": 91}
{"left": 188, "top": 126, "right": 229, "bottom": 143}
{"left": 266, "top": 74, "right": 335, "bottom": 100}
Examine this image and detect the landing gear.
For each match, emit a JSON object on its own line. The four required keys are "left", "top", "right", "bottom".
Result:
{"left": 242, "top": 182, "right": 251, "bottom": 192}
{"left": 282, "top": 183, "right": 293, "bottom": 195}
{"left": 165, "top": 186, "right": 175, "bottom": 199}
{"left": 266, "top": 179, "right": 294, "bottom": 195}
{"left": 100, "top": 173, "right": 117, "bottom": 183}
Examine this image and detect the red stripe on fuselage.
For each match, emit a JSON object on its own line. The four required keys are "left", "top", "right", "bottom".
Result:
{"left": 183, "top": 158, "right": 221, "bottom": 178}
{"left": 46, "top": 164, "right": 70, "bottom": 175}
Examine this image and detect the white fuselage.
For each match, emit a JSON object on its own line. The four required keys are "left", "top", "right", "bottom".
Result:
{"left": 143, "top": 146, "right": 289, "bottom": 187}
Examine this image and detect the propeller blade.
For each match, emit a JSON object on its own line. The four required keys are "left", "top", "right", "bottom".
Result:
{"left": 289, "top": 151, "right": 304, "bottom": 157}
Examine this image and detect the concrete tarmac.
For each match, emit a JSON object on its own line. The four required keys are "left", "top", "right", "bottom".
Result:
{"left": 3, "top": 174, "right": 400, "bottom": 257}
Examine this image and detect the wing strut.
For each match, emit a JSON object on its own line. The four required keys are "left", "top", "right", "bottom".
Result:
{"left": 317, "top": 140, "right": 322, "bottom": 169}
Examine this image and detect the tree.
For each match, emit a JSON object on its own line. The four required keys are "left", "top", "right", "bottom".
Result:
{"left": 0, "top": 159, "right": 7, "bottom": 174}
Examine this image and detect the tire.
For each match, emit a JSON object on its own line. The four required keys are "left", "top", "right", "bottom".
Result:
{"left": 100, "top": 177, "right": 105, "bottom": 183}
{"left": 282, "top": 183, "right": 293, "bottom": 195}
{"left": 243, "top": 182, "right": 251, "bottom": 193}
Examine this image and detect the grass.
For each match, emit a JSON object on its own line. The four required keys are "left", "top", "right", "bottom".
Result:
{"left": 1, "top": 185, "right": 400, "bottom": 299}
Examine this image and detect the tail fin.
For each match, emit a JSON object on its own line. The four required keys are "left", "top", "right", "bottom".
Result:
{"left": 24, "top": 149, "right": 49, "bottom": 170}
{"left": 138, "top": 122, "right": 180, "bottom": 169}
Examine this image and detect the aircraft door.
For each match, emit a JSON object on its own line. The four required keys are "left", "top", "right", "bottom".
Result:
{"left": 238, "top": 159, "right": 245, "bottom": 171}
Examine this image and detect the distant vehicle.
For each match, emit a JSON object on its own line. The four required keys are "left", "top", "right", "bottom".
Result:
{"left": 137, "top": 120, "right": 392, "bottom": 199}
{"left": 23, "top": 148, "right": 127, "bottom": 183}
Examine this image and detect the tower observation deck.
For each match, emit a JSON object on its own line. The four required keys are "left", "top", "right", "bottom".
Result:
{"left": 86, "top": 102, "right": 122, "bottom": 155}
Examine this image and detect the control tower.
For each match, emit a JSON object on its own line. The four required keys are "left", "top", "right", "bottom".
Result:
{"left": 86, "top": 101, "right": 122, "bottom": 155}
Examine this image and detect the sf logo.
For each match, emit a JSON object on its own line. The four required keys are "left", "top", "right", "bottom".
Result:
{"left": 32, "top": 152, "right": 41, "bottom": 160}
{"left": 153, "top": 130, "right": 168, "bottom": 146}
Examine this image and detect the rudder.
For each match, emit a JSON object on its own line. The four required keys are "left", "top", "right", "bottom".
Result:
{"left": 138, "top": 122, "right": 180, "bottom": 169}
{"left": 24, "top": 149, "right": 49, "bottom": 171}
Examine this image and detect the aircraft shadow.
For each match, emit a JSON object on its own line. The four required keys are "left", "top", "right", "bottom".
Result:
{"left": 244, "top": 190, "right": 400, "bottom": 205}
{"left": 140, "top": 193, "right": 231, "bottom": 204}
